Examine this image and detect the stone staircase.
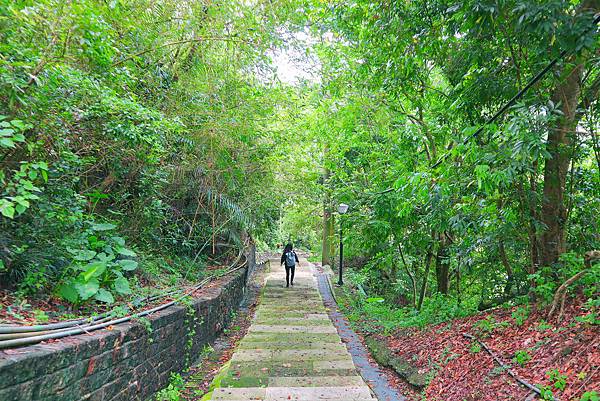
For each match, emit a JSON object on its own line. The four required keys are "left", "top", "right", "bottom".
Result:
{"left": 207, "top": 259, "right": 378, "bottom": 401}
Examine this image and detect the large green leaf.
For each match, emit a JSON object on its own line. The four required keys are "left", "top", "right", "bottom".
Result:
{"left": 0, "top": 202, "right": 15, "bottom": 218}
{"left": 95, "top": 252, "right": 115, "bottom": 262}
{"left": 111, "top": 236, "right": 126, "bottom": 247}
{"left": 118, "top": 259, "right": 138, "bottom": 271}
{"left": 58, "top": 283, "right": 79, "bottom": 303}
{"left": 92, "top": 223, "right": 117, "bottom": 231}
{"left": 113, "top": 277, "right": 131, "bottom": 295}
{"left": 94, "top": 288, "right": 115, "bottom": 304}
{"left": 82, "top": 261, "right": 107, "bottom": 281}
{"left": 118, "top": 247, "right": 137, "bottom": 257}
{"left": 0, "top": 138, "right": 15, "bottom": 148}
{"left": 74, "top": 278, "right": 100, "bottom": 300}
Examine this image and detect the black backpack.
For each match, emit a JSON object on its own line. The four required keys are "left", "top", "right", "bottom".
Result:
{"left": 285, "top": 251, "right": 296, "bottom": 267}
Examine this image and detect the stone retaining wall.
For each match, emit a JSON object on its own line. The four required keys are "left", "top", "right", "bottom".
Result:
{"left": 0, "top": 267, "right": 249, "bottom": 401}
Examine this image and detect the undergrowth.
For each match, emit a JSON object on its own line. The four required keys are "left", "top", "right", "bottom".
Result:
{"left": 155, "top": 372, "right": 185, "bottom": 401}
{"left": 340, "top": 285, "right": 478, "bottom": 333}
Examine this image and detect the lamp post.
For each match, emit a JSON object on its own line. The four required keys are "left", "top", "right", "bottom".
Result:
{"left": 337, "top": 203, "right": 349, "bottom": 286}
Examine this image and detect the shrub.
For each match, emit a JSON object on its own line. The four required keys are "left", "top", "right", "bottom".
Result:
{"left": 56, "top": 222, "right": 137, "bottom": 304}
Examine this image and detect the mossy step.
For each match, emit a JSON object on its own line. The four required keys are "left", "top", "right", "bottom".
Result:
{"left": 225, "top": 361, "right": 358, "bottom": 378}
{"left": 241, "top": 332, "right": 341, "bottom": 343}
{"left": 219, "top": 375, "right": 270, "bottom": 388}
{"left": 231, "top": 349, "right": 351, "bottom": 362}
{"left": 248, "top": 325, "right": 337, "bottom": 334}
{"left": 253, "top": 319, "right": 331, "bottom": 326}
{"left": 256, "top": 304, "right": 326, "bottom": 309}
{"left": 220, "top": 374, "right": 366, "bottom": 388}
{"left": 237, "top": 342, "right": 347, "bottom": 351}
{"left": 210, "top": 386, "right": 376, "bottom": 400}
{"left": 254, "top": 313, "right": 328, "bottom": 319}
{"left": 268, "top": 375, "right": 365, "bottom": 387}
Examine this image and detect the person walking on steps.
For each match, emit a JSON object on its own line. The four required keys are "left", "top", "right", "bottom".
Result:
{"left": 280, "top": 243, "right": 299, "bottom": 288}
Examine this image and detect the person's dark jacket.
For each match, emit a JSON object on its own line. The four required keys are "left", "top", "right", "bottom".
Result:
{"left": 281, "top": 250, "right": 299, "bottom": 266}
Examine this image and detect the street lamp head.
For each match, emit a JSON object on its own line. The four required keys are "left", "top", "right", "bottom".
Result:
{"left": 338, "top": 203, "right": 349, "bottom": 214}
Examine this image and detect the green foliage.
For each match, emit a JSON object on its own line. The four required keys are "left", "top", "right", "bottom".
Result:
{"left": 576, "top": 298, "right": 600, "bottom": 325}
{"left": 179, "top": 294, "right": 201, "bottom": 370}
{"left": 155, "top": 372, "right": 185, "bottom": 401}
{"left": 530, "top": 252, "right": 599, "bottom": 306}
{"left": 513, "top": 350, "right": 532, "bottom": 366}
{"left": 0, "top": 117, "right": 48, "bottom": 219}
{"left": 202, "top": 344, "right": 215, "bottom": 356}
{"left": 538, "top": 385, "right": 555, "bottom": 401}
{"left": 136, "top": 317, "right": 153, "bottom": 335}
{"left": 474, "top": 316, "right": 509, "bottom": 336}
{"left": 56, "top": 223, "right": 137, "bottom": 304}
{"left": 0, "top": 0, "right": 294, "bottom": 304}
{"left": 581, "top": 391, "right": 599, "bottom": 401}
{"left": 0, "top": 117, "right": 27, "bottom": 150}
{"left": 344, "top": 287, "right": 477, "bottom": 333}
{"left": 413, "top": 295, "right": 478, "bottom": 328}
{"left": 469, "top": 342, "right": 481, "bottom": 354}
{"left": 512, "top": 306, "right": 530, "bottom": 327}
{"left": 547, "top": 369, "right": 568, "bottom": 391}
{"left": 528, "top": 268, "right": 559, "bottom": 303}
{"left": 536, "top": 320, "right": 554, "bottom": 331}
{"left": 33, "top": 309, "right": 49, "bottom": 323}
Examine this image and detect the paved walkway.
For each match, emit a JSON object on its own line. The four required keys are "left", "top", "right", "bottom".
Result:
{"left": 207, "top": 258, "right": 378, "bottom": 401}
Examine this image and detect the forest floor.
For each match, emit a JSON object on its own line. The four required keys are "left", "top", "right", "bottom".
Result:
{"left": 341, "top": 295, "right": 599, "bottom": 400}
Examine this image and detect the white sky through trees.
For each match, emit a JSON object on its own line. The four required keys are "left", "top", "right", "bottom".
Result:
{"left": 271, "top": 29, "right": 321, "bottom": 85}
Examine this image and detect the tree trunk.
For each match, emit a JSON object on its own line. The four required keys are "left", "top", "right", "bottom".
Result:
{"left": 456, "top": 257, "right": 462, "bottom": 306}
{"left": 398, "top": 242, "right": 417, "bottom": 308}
{"left": 528, "top": 163, "right": 541, "bottom": 273}
{"left": 498, "top": 240, "right": 514, "bottom": 295}
{"left": 435, "top": 232, "right": 450, "bottom": 294}
{"left": 540, "top": 63, "right": 584, "bottom": 267}
{"left": 538, "top": 0, "right": 599, "bottom": 267}
{"left": 417, "top": 241, "right": 435, "bottom": 310}
{"left": 321, "top": 145, "right": 335, "bottom": 266}
{"left": 321, "top": 207, "right": 335, "bottom": 266}
{"left": 516, "top": 178, "right": 539, "bottom": 275}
